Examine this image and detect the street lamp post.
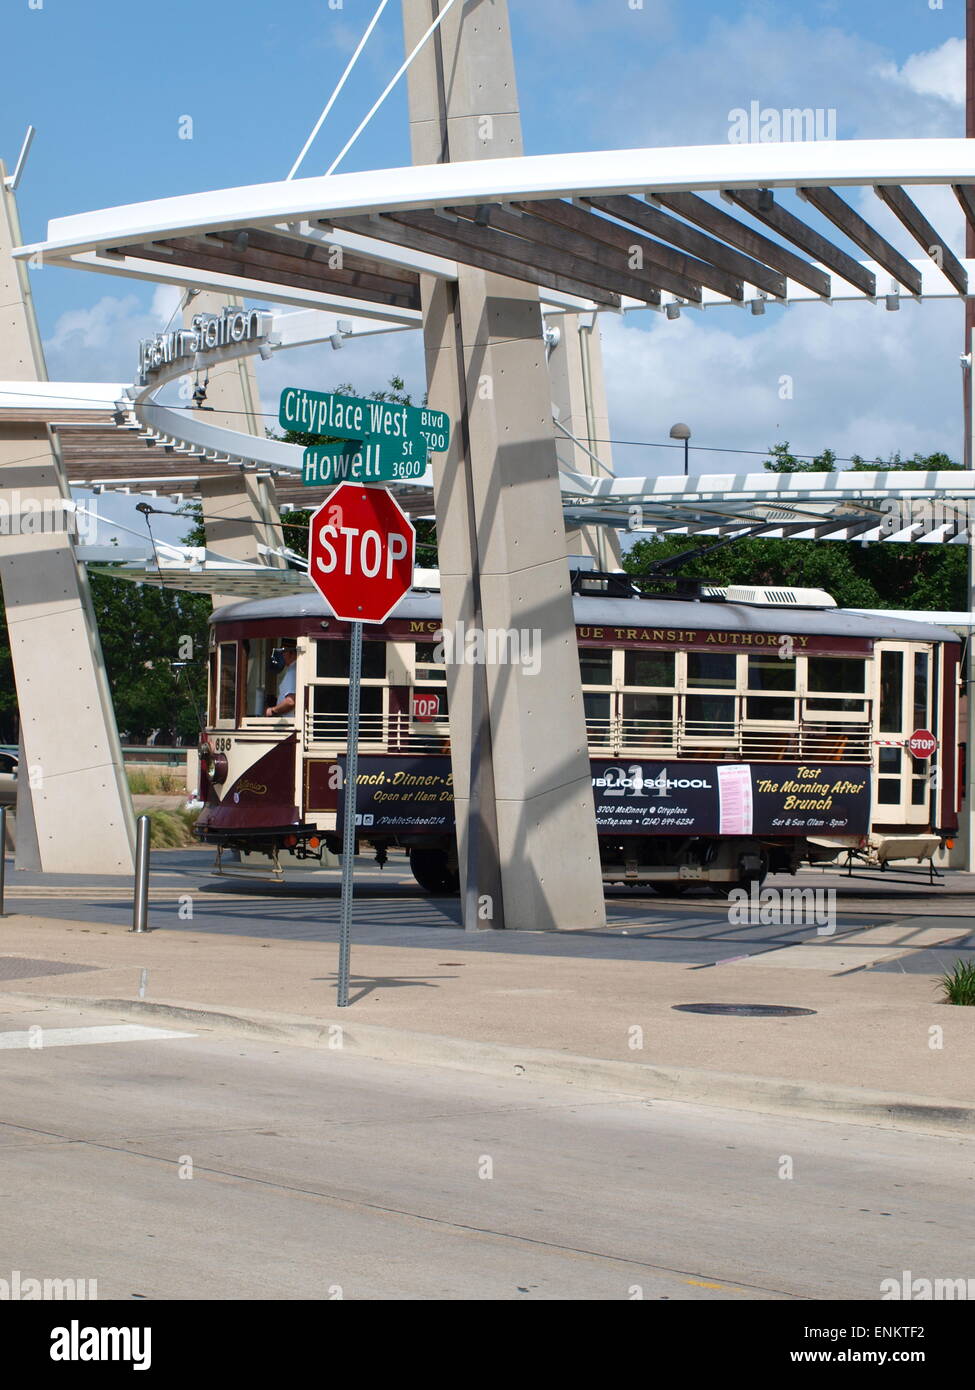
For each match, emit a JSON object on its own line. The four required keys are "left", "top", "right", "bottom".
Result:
{"left": 670, "top": 422, "right": 691, "bottom": 476}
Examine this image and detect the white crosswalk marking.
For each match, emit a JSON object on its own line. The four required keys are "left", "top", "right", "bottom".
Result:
{"left": 0, "top": 1025, "right": 196, "bottom": 1050}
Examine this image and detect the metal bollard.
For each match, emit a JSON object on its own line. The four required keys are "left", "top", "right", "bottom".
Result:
{"left": 131, "top": 814, "right": 150, "bottom": 933}
{"left": 0, "top": 805, "right": 6, "bottom": 919}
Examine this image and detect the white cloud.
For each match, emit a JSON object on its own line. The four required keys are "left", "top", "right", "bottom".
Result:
{"left": 42, "top": 284, "right": 182, "bottom": 383}
{"left": 556, "top": 14, "right": 965, "bottom": 150}
{"left": 880, "top": 37, "right": 965, "bottom": 106}
{"left": 598, "top": 294, "right": 963, "bottom": 479}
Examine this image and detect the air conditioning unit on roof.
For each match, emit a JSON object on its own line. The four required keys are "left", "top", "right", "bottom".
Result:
{"left": 704, "top": 585, "right": 836, "bottom": 608}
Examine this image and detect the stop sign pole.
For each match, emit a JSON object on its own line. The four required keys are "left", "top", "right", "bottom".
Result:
{"left": 339, "top": 619, "right": 363, "bottom": 1009}
{"left": 306, "top": 483, "right": 416, "bottom": 1007}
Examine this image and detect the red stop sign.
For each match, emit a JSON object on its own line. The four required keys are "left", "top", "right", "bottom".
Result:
{"left": 412, "top": 693, "right": 440, "bottom": 722}
{"left": 308, "top": 483, "right": 415, "bottom": 624}
{"left": 907, "top": 729, "right": 937, "bottom": 759}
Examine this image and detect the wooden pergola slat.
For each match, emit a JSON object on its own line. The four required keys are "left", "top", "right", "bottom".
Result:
{"left": 387, "top": 207, "right": 659, "bottom": 303}
{"left": 233, "top": 226, "right": 421, "bottom": 289}
{"left": 724, "top": 189, "right": 876, "bottom": 297}
{"left": 952, "top": 184, "right": 975, "bottom": 244}
{"left": 449, "top": 200, "right": 707, "bottom": 301}
{"left": 514, "top": 196, "right": 736, "bottom": 300}
{"left": 651, "top": 190, "right": 831, "bottom": 297}
{"left": 798, "top": 186, "right": 922, "bottom": 295}
{"left": 333, "top": 212, "right": 626, "bottom": 308}
{"left": 873, "top": 184, "right": 968, "bottom": 296}
{"left": 582, "top": 193, "right": 786, "bottom": 299}
{"left": 127, "top": 240, "right": 420, "bottom": 310}
{"left": 187, "top": 231, "right": 420, "bottom": 301}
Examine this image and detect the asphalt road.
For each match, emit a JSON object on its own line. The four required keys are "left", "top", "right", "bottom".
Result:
{"left": 6, "top": 846, "right": 963, "bottom": 968}
{"left": 1, "top": 1002, "right": 972, "bottom": 1300}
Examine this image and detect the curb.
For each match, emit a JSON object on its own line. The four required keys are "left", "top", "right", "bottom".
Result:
{"left": 4, "top": 988, "right": 974, "bottom": 1138}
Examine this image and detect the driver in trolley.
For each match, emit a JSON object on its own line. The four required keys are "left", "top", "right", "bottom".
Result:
{"left": 265, "top": 638, "right": 298, "bottom": 717}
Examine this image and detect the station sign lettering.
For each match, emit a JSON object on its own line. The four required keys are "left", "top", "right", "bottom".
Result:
{"left": 138, "top": 307, "right": 270, "bottom": 382}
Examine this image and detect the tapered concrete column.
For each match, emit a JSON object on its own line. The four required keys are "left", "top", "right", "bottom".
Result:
{"left": 183, "top": 291, "right": 286, "bottom": 603}
{"left": 404, "top": 0, "right": 605, "bottom": 930}
{"left": 547, "top": 311, "right": 622, "bottom": 570}
{"left": 0, "top": 164, "right": 135, "bottom": 873}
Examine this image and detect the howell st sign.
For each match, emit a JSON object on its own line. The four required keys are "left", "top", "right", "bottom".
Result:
{"left": 279, "top": 387, "right": 451, "bottom": 485}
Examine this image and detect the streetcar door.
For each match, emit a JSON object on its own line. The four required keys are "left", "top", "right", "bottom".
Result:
{"left": 874, "top": 642, "right": 935, "bottom": 827}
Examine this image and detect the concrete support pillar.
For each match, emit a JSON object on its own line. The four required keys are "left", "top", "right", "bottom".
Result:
{"left": 182, "top": 291, "right": 286, "bottom": 602}
{"left": 0, "top": 164, "right": 135, "bottom": 873}
{"left": 404, "top": 0, "right": 605, "bottom": 931}
{"left": 547, "top": 311, "right": 622, "bottom": 570}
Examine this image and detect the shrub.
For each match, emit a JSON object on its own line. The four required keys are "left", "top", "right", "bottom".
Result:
{"left": 939, "top": 959, "right": 975, "bottom": 1006}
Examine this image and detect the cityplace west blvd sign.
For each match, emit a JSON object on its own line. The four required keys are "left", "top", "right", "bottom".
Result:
{"left": 138, "top": 307, "right": 271, "bottom": 382}
{"left": 279, "top": 387, "right": 451, "bottom": 485}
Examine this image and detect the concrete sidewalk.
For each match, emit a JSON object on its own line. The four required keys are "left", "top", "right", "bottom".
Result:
{"left": 1, "top": 911, "right": 973, "bottom": 1136}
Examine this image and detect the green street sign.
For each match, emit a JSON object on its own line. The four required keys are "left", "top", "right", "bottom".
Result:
{"left": 302, "top": 438, "right": 429, "bottom": 487}
{"left": 279, "top": 387, "right": 451, "bottom": 461}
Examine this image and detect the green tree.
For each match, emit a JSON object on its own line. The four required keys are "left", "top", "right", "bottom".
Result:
{"left": 88, "top": 570, "right": 210, "bottom": 743}
{"left": 624, "top": 444, "right": 967, "bottom": 612}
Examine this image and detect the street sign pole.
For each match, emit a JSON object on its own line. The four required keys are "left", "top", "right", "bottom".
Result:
{"left": 303, "top": 476, "right": 421, "bottom": 1005}
{"left": 338, "top": 619, "right": 363, "bottom": 1008}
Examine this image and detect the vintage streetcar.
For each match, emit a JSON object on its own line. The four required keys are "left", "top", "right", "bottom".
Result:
{"left": 194, "top": 569, "right": 961, "bottom": 894}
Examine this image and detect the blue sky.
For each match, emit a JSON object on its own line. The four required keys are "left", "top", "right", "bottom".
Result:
{"left": 1, "top": 0, "right": 970, "bottom": 541}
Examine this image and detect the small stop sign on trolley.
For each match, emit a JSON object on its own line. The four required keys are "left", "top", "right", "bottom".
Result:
{"left": 307, "top": 482, "right": 415, "bottom": 623}
{"left": 907, "top": 728, "right": 937, "bottom": 759}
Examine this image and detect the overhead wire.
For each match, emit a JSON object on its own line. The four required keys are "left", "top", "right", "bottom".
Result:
{"left": 325, "top": 0, "right": 465, "bottom": 175}
{"left": 287, "top": 0, "right": 392, "bottom": 181}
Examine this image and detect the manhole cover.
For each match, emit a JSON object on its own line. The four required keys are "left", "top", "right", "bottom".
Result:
{"left": 672, "top": 1003, "right": 816, "bottom": 1017}
{"left": 0, "top": 956, "right": 100, "bottom": 981}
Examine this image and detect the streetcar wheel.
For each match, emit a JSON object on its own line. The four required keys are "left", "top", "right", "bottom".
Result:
{"left": 409, "top": 847, "right": 460, "bottom": 895}
{"left": 711, "top": 865, "right": 768, "bottom": 899}
{"left": 648, "top": 881, "right": 691, "bottom": 895}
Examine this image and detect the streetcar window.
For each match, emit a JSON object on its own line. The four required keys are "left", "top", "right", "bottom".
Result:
{"left": 622, "top": 693, "right": 674, "bottom": 740}
{"left": 748, "top": 654, "right": 795, "bottom": 691}
{"left": 217, "top": 643, "right": 238, "bottom": 721}
{"left": 244, "top": 638, "right": 274, "bottom": 717}
{"left": 806, "top": 657, "right": 867, "bottom": 713}
{"left": 806, "top": 698, "right": 866, "bottom": 713}
{"left": 687, "top": 653, "right": 737, "bottom": 689}
{"left": 879, "top": 651, "right": 904, "bottom": 733}
{"left": 746, "top": 696, "right": 795, "bottom": 721}
{"left": 316, "top": 639, "right": 386, "bottom": 680}
{"left": 808, "top": 657, "right": 865, "bottom": 693}
{"left": 415, "top": 642, "right": 447, "bottom": 683}
{"left": 583, "top": 691, "right": 611, "bottom": 725}
{"left": 579, "top": 649, "right": 613, "bottom": 685}
{"left": 685, "top": 694, "right": 736, "bottom": 727}
{"left": 623, "top": 651, "right": 674, "bottom": 688}
{"left": 877, "top": 780, "right": 902, "bottom": 805}
{"left": 913, "top": 652, "right": 929, "bottom": 728}
{"left": 313, "top": 685, "right": 384, "bottom": 716}
{"left": 878, "top": 748, "right": 901, "bottom": 773}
